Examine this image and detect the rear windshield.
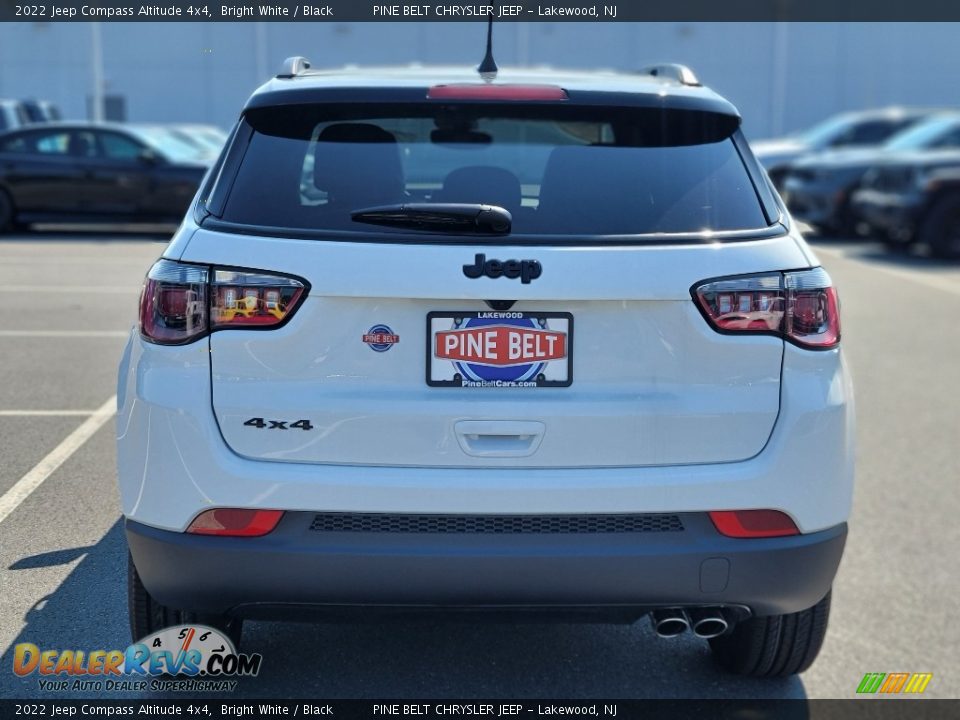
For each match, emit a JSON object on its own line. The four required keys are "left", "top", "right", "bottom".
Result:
{"left": 216, "top": 103, "right": 768, "bottom": 237}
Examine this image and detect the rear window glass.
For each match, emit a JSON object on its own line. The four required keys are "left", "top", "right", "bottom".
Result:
{"left": 217, "top": 104, "right": 767, "bottom": 237}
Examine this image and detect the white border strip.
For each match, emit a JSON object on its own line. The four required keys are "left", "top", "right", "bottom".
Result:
{"left": 0, "top": 396, "right": 116, "bottom": 526}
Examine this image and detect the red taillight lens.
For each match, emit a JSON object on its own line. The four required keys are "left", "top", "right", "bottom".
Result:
{"left": 785, "top": 270, "right": 841, "bottom": 348}
{"left": 692, "top": 268, "right": 840, "bottom": 349}
{"left": 427, "top": 84, "right": 568, "bottom": 101}
{"left": 139, "top": 261, "right": 209, "bottom": 345}
{"left": 186, "top": 508, "right": 284, "bottom": 537}
{"left": 211, "top": 269, "right": 305, "bottom": 328}
{"left": 139, "top": 261, "right": 307, "bottom": 345}
{"left": 709, "top": 510, "right": 799, "bottom": 538}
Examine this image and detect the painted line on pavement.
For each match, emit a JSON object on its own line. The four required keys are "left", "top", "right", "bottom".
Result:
{"left": 0, "top": 396, "right": 116, "bottom": 527}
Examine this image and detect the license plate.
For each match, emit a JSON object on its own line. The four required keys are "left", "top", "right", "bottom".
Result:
{"left": 427, "top": 311, "right": 573, "bottom": 388}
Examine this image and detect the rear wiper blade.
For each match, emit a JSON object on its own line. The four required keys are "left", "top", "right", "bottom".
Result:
{"left": 351, "top": 203, "right": 512, "bottom": 235}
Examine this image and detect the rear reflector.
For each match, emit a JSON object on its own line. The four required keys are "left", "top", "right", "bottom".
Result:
{"left": 427, "top": 84, "right": 568, "bottom": 101}
{"left": 186, "top": 509, "right": 284, "bottom": 537}
{"left": 709, "top": 510, "right": 800, "bottom": 538}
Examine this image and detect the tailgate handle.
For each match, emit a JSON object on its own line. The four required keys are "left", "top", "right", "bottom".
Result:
{"left": 454, "top": 420, "right": 545, "bottom": 458}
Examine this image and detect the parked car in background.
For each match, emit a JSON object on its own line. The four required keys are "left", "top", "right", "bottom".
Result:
{"left": 782, "top": 112, "right": 960, "bottom": 236}
{"left": 20, "top": 99, "right": 62, "bottom": 123}
{"left": 130, "top": 124, "right": 220, "bottom": 163}
{"left": 0, "top": 122, "right": 211, "bottom": 232}
{"left": 752, "top": 108, "right": 935, "bottom": 189}
{"left": 852, "top": 148, "right": 960, "bottom": 258}
{"left": 0, "top": 99, "right": 29, "bottom": 133}
{"left": 172, "top": 124, "right": 229, "bottom": 154}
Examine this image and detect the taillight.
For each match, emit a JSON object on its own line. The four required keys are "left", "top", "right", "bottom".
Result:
{"left": 211, "top": 269, "right": 305, "bottom": 328}
{"left": 140, "top": 261, "right": 208, "bottom": 345}
{"left": 186, "top": 508, "right": 284, "bottom": 537}
{"left": 692, "top": 268, "right": 840, "bottom": 349}
{"left": 139, "top": 260, "right": 307, "bottom": 345}
{"left": 709, "top": 510, "right": 799, "bottom": 538}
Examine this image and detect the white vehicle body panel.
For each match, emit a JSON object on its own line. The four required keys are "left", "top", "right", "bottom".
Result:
{"left": 175, "top": 229, "right": 809, "bottom": 468}
{"left": 116, "top": 329, "right": 854, "bottom": 534}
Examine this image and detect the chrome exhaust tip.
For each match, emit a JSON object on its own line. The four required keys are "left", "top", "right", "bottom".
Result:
{"left": 688, "top": 607, "right": 729, "bottom": 639}
{"left": 650, "top": 608, "right": 690, "bottom": 638}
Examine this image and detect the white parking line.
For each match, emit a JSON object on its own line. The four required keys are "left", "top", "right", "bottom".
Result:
{"left": 0, "top": 330, "right": 129, "bottom": 338}
{"left": 815, "top": 246, "right": 960, "bottom": 297}
{"left": 0, "top": 410, "right": 97, "bottom": 417}
{"left": 0, "top": 396, "right": 116, "bottom": 527}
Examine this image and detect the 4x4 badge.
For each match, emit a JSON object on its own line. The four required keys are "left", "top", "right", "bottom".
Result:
{"left": 463, "top": 253, "right": 542, "bottom": 284}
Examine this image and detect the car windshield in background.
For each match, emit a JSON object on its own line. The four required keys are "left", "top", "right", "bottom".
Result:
{"left": 799, "top": 113, "right": 914, "bottom": 148}
{"left": 884, "top": 115, "right": 960, "bottom": 151}
{"left": 129, "top": 126, "right": 212, "bottom": 163}
{"left": 217, "top": 104, "right": 768, "bottom": 238}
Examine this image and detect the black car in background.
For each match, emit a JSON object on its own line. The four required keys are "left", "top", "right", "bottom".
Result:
{"left": 0, "top": 122, "right": 211, "bottom": 231}
{"left": 852, "top": 148, "right": 960, "bottom": 258}
{"left": 782, "top": 112, "right": 960, "bottom": 236}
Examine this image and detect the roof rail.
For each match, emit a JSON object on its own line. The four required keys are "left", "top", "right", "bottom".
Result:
{"left": 277, "top": 56, "right": 312, "bottom": 79}
{"left": 636, "top": 64, "right": 701, "bottom": 87}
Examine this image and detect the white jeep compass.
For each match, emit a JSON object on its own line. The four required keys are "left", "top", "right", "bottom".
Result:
{"left": 117, "top": 59, "right": 854, "bottom": 677}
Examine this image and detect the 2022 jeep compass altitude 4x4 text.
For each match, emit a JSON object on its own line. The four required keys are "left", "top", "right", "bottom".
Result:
{"left": 117, "top": 59, "right": 854, "bottom": 678}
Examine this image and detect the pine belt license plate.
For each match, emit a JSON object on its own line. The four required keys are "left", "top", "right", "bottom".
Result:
{"left": 427, "top": 311, "right": 573, "bottom": 388}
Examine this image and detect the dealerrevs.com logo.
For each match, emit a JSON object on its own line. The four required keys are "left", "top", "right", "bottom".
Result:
{"left": 12, "top": 625, "right": 262, "bottom": 693}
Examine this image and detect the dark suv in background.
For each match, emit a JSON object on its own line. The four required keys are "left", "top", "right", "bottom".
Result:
{"left": 752, "top": 107, "right": 935, "bottom": 189}
{"left": 782, "top": 112, "right": 960, "bottom": 237}
{"left": 853, "top": 149, "right": 960, "bottom": 258}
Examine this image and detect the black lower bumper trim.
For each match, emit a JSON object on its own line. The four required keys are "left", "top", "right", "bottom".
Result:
{"left": 126, "top": 512, "right": 846, "bottom": 620}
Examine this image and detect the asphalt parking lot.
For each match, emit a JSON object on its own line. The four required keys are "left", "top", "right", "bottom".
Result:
{"left": 0, "top": 231, "right": 958, "bottom": 700}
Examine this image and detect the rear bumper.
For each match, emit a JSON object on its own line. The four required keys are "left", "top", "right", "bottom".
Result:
{"left": 126, "top": 513, "right": 846, "bottom": 620}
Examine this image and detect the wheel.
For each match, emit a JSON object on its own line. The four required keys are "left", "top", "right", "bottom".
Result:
{"left": 0, "top": 188, "right": 15, "bottom": 233}
{"left": 919, "top": 194, "right": 960, "bottom": 259}
{"left": 822, "top": 199, "right": 859, "bottom": 239}
{"left": 709, "top": 591, "right": 831, "bottom": 677}
{"left": 128, "top": 552, "right": 243, "bottom": 649}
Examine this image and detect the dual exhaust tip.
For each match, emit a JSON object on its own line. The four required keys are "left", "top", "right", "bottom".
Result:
{"left": 651, "top": 607, "right": 729, "bottom": 639}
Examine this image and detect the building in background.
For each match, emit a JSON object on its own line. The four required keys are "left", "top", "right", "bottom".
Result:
{"left": 0, "top": 22, "right": 957, "bottom": 139}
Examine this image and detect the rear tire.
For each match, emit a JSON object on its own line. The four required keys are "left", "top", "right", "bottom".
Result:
{"left": 0, "top": 189, "right": 15, "bottom": 233}
{"left": 128, "top": 552, "right": 243, "bottom": 649}
{"left": 709, "top": 591, "right": 831, "bottom": 677}
{"left": 919, "top": 193, "right": 960, "bottom": 259}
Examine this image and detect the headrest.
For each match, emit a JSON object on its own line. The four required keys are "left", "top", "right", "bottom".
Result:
{"left": 438, "top": 166, "right": 522, "bottom": 214}
{"left": 312, "top": 123, "right": 404, "bottom": 208}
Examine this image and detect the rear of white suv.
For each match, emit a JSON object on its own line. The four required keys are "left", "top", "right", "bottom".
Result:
{"left": 117, "top": 63, "right": 854, "bottom": 677}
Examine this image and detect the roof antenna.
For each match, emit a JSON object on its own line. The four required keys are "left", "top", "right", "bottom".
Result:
{"left": 477, "top": 3, "right": 498, "bottom": 81}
